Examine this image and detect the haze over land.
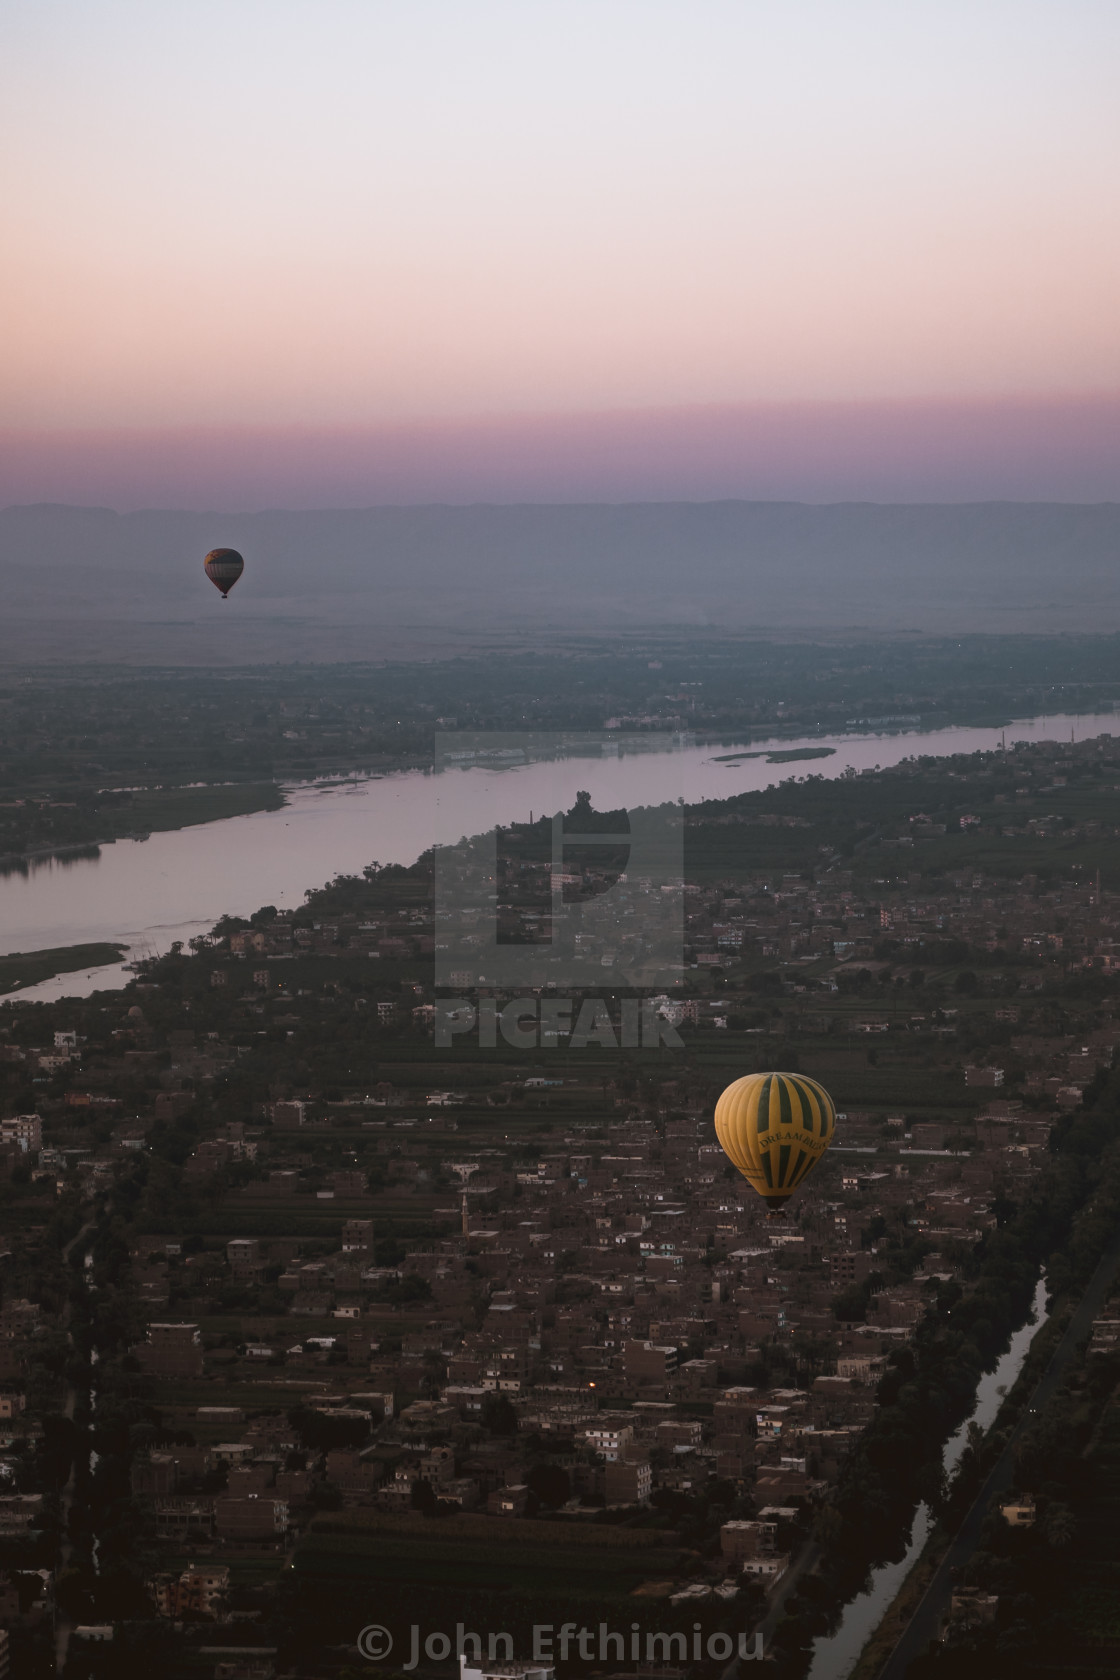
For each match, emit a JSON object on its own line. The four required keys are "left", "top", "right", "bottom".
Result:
{"left": 3, "top": 499, "right": 1120, "bottom": 665}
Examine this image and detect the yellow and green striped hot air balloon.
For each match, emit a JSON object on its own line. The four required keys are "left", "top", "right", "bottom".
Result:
{"left": 714, "top": 1071, "right": 836, "bottom": 1215}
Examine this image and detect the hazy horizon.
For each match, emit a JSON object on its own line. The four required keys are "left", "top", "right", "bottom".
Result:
{"left": 4, "top": 498, "right": 1119, "bottom": 666}
{"left": 5, "top": 394, "right": 1120, "bottom": 512}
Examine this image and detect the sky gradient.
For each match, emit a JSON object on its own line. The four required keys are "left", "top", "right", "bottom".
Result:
{"left": 4, "top": 1, "right": 1119, "bottom": 507}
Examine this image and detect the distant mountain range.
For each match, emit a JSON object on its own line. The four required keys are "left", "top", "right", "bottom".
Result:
{"left": 2, "top": 500, "right": 1117, "bottom": 664}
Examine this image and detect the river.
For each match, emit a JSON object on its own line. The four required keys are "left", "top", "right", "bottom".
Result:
{"left": 803, "top": 1275, "right": 1050, "bottom": 1680}
{"left": 1, "top": 710, "right": 1116, "bottom": 1003}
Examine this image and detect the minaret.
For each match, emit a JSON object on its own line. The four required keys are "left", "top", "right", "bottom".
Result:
{"left": 461, "top": 1193, "right": 470, "bottom": 1239}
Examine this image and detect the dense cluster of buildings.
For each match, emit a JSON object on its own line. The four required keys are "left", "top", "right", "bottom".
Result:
{"left": 2, "top": 736, "right": 1120, "bottom": 1673}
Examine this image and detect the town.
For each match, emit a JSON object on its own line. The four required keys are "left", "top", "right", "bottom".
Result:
{"left": 3, "top": 731, "right": 1120, "bottom": 1676}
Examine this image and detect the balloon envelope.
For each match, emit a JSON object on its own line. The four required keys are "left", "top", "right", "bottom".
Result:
{"left": 714, "top": 1071, "right": 835, "bottom": 1211}
{"left": 203, "top": 547, "right": 244, "bottom": 597}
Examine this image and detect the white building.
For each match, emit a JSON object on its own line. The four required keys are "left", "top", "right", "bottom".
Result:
{"left": 582, "top": 1423, "right": 633, "bottom": 1462}
{"left": 462, "top": 1660, "right": 554, "bottom": 1680}
{"left": 0, "top": 1115, "right": 42, "bottom": 1153}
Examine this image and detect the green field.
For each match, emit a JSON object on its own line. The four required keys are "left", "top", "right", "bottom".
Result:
{"left": 299, "top": 1522, "right": 683, "bottom": 1593}
{"left": 287, "top": 1512, "right": 724, "bottom": 1653}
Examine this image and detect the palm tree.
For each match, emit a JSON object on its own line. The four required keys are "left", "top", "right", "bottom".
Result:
{"left": 1044, "top": 1503, "right": 1076, "bottom": 1549}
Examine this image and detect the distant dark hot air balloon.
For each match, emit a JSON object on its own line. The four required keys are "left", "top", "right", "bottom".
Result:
{"left": 203, "top": 547, "right": 244, "bottom": 598}
{"left": 714, "top": 1071, "right": 836, "bottom": 1215}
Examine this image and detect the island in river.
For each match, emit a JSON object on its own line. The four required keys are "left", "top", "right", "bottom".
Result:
{"left": 0, "top": 942, "right": 127, "bottom": 992}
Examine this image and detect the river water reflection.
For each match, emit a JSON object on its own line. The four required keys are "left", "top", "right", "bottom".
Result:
{"left": 804, "top": 1276, "right": 1049, "bottom": 1680}
{"left": 2, "top": 711, "right": 1117, "bottom": 1001}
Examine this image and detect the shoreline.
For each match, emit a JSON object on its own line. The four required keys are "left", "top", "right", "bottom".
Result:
{"left": 0, "top": 942, "right": 129, "bottom": 995}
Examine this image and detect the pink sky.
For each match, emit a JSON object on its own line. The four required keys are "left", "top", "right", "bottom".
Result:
{"left": 3, "top": 397, "right": 1120, "bottom": 510}
{"left": 3, "top": 2, "right": 1118, "bottom": 508}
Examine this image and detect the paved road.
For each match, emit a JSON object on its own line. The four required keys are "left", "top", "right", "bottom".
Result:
{"left": 718, "top": 1536, "right": 824, "bottom": 1680}
{"left": 758, "top": 1541, "right": 821, "bottom": 1647}
{"left": 877, "top": 1231, "right": 1120, "bottom": 1680}
{"left": 719, "top": 1538, "right": 822, "bottom": 1678}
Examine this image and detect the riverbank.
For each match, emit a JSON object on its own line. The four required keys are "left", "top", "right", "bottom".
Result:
{"left": 842, "top": 1080, "right": 1120, "bottom": 1680}
{"left": 3, "top": 637, "right": 1119, "bottom": 859}
{"left": 0, "top": 942, "right": 128, "bottom": 992}
{"left": 5, "top": 707, "right": 1120, "bottom": 1001}
{"left": 848, "top": 1534, "right": 944, "bottom": 1680}
{"left": 876, "top": 1230, "right": 1120, "bottom": 1680}
{"left": 97, "top": 778, "right": 288, "bottom": 836}
{"left": 0, "top": 780, "right": 288, "bottom": 872}
{"left": 847, "top": 1299, "right": 1066, "bottom": 1677}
